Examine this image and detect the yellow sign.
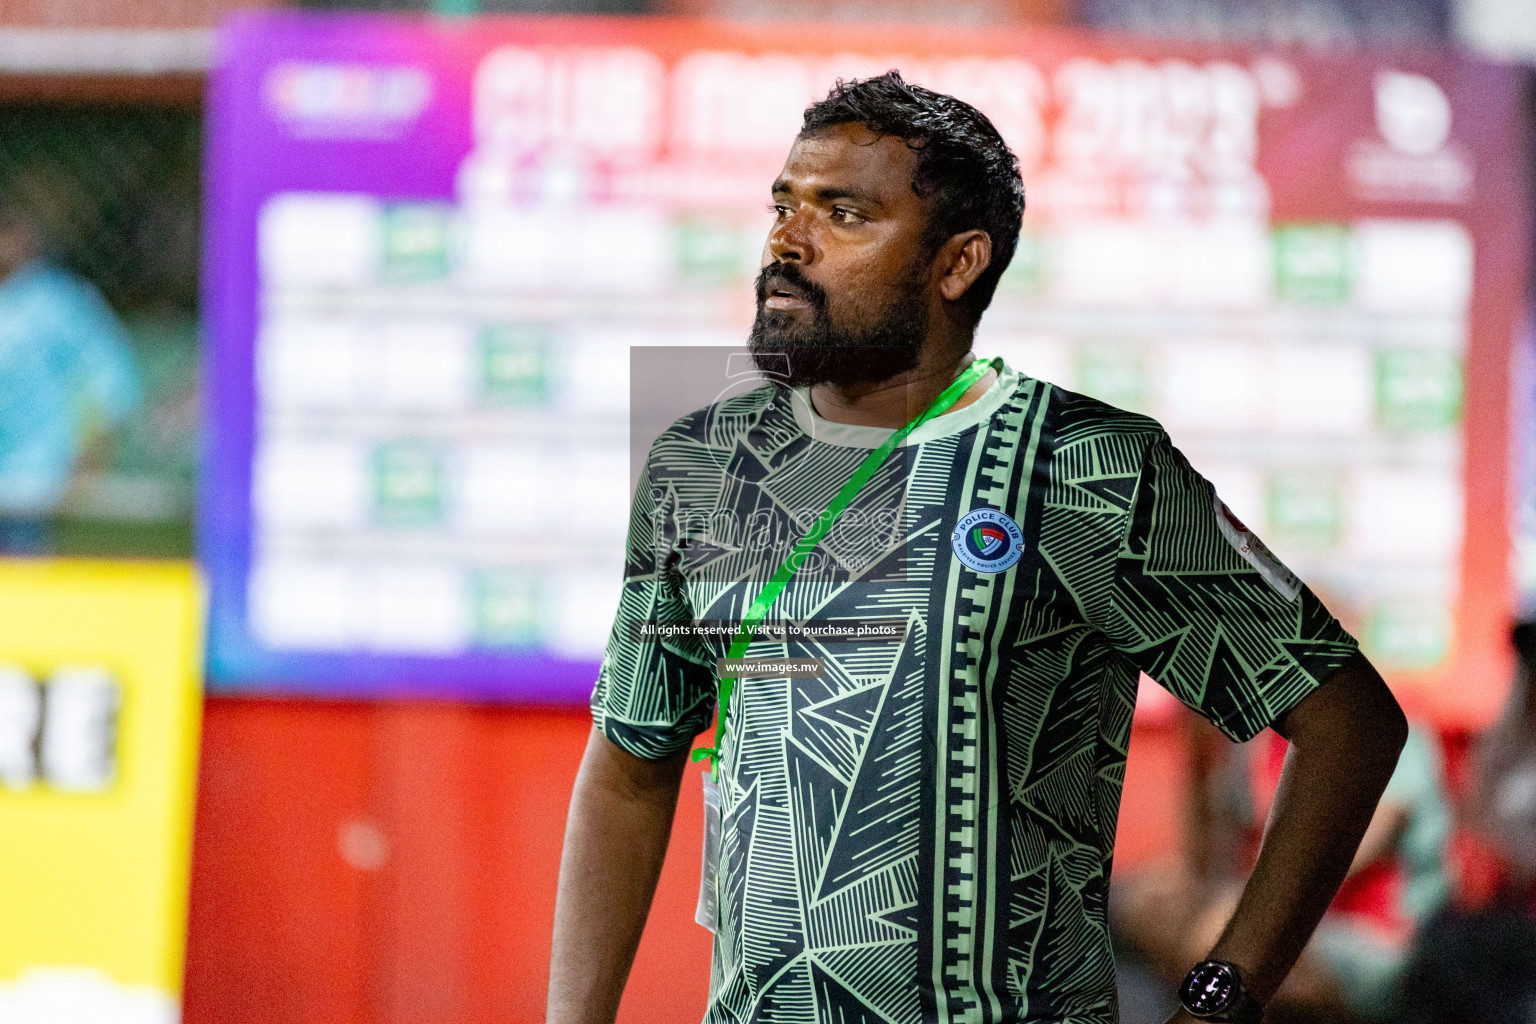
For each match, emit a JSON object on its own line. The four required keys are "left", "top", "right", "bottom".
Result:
{"left": 0, "top": 560, "right": 203, "bottom": 1023}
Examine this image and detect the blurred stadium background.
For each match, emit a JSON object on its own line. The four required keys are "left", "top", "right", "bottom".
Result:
{"left": 1, "top": 0, "right": 1535, "bottom": 1022}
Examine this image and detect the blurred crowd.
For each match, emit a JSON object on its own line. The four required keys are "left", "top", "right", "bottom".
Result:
{"left": 1112, "top": 623, "right": 1536, "bottom": 1024}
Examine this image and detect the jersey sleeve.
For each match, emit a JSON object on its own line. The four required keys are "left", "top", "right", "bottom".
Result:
{"left": 1096, "top": 431, "right": 1360, "bottom": 742}
{"left": 589, "top": 458, "right": 717, "bottom": 760}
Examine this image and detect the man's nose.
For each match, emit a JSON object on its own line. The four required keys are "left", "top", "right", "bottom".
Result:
{"left": 766, "top": 211, "right": 812, "bottom": 264}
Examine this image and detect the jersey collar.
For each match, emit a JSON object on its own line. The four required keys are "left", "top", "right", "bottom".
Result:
{"left": 787, "top": 359, "right": 1020, "bottom": 449}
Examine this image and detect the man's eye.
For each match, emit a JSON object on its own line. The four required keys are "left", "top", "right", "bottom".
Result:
{"left": 832, "top": 207, "right": 863, "bottom": 223}
{"left": 771, "top": 204, "right": 791, "bottom": 219}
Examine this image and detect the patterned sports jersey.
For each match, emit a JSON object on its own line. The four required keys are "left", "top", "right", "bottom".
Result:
{"left": 591, "top": 360, "right": 1359, "bottom": 1024}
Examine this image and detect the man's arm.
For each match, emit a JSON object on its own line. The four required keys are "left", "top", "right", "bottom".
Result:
{"left": 548, "top": 727, "right": 691, "bottom": 1024}
{"left": 1165, "top": 652, "right": 1408, "bottom": 1022}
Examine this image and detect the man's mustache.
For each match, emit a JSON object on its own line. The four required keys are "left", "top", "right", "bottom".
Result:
{"left": 755, "top": 262, "right": 828, "bottom": 313}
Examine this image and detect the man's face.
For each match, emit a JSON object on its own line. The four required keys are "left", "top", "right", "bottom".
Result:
{"left": 749, "top": 123, "right": 939, "bottom": 388}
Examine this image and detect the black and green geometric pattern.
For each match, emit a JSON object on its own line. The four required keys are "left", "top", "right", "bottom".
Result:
{"left": 591, "top": 362, "right": 1358, "bottom": 1024}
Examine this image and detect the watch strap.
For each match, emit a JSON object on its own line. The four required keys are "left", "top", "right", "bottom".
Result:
{"left": 1226, "top": 989, "right": 1263, "bottom": 1024}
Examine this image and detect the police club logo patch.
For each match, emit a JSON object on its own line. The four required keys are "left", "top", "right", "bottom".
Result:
{"left": 951, "top": 508, "right": 1025, "bottom": 573}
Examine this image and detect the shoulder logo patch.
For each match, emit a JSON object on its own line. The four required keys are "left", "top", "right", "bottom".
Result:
{"left": 1212, "top": 494, "right": 1303, "bottom": 602}
{"left": 952, "top": 508, "right": 1025, "bottom": 574}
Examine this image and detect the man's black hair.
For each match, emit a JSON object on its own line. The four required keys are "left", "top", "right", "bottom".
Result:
{"left": 799, "top": 70, "right": 1025, "bottom": 326}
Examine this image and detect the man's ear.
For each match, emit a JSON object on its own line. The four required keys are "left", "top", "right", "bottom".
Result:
{"left": 937, "top": 229, "right": 993, "bottom": 303}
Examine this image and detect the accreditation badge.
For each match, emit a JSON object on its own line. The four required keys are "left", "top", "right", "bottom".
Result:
{"left": 695, "top": 770, "right": 721, "bottom": 932}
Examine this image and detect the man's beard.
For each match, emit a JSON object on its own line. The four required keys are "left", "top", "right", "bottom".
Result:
{"left": 748, "top": 261, "right": 927, "bottom": 389}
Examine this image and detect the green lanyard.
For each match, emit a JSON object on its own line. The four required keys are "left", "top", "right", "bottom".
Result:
{"left": 692, "top": 357, "right": 998, "bottom": 777}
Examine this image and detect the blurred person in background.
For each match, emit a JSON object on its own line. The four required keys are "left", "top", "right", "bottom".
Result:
{"left": 1113, "top": 713, "right": 1453, "bottom": 1024}
{"left": 1471, "top": 620, "right": 1536, "bottom": 901}
{"left": 0, "top": 202, "right": 140, "bottom": 553}
{"left": 1381, "top": 621, "right": 1536, "bottom": 1024}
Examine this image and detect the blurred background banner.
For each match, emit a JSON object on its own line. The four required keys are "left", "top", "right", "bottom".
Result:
{"left": 0, "top": 560, "right": 203, "bottom": 1024}
{"left": 201, "top": 11, "right": 1526, "bottom": 720}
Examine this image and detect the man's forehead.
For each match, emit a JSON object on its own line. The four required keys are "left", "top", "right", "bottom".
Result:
{"left": 773, "top": 123, "right": 918, "bottom": 199}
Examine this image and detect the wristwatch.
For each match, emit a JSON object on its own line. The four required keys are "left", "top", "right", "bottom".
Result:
{"left": 1178, "top": 960, "right": 1263, "bottom": 1023}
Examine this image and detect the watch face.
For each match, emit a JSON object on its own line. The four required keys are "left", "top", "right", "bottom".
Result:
{"left": 1181, "top": 961, "right": 1238, "bottom": 1016}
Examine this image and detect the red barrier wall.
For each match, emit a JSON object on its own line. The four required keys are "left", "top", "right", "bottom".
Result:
{"left": 184, "top": 698, "right": 715, "bottom": 1024}
{"left": 184, "top": 698, "right": 1179, "bottom": 1024}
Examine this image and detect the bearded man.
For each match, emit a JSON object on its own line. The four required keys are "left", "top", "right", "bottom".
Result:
{"left": 548, "top": 72, "right": 1407, "bottom": 1024}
